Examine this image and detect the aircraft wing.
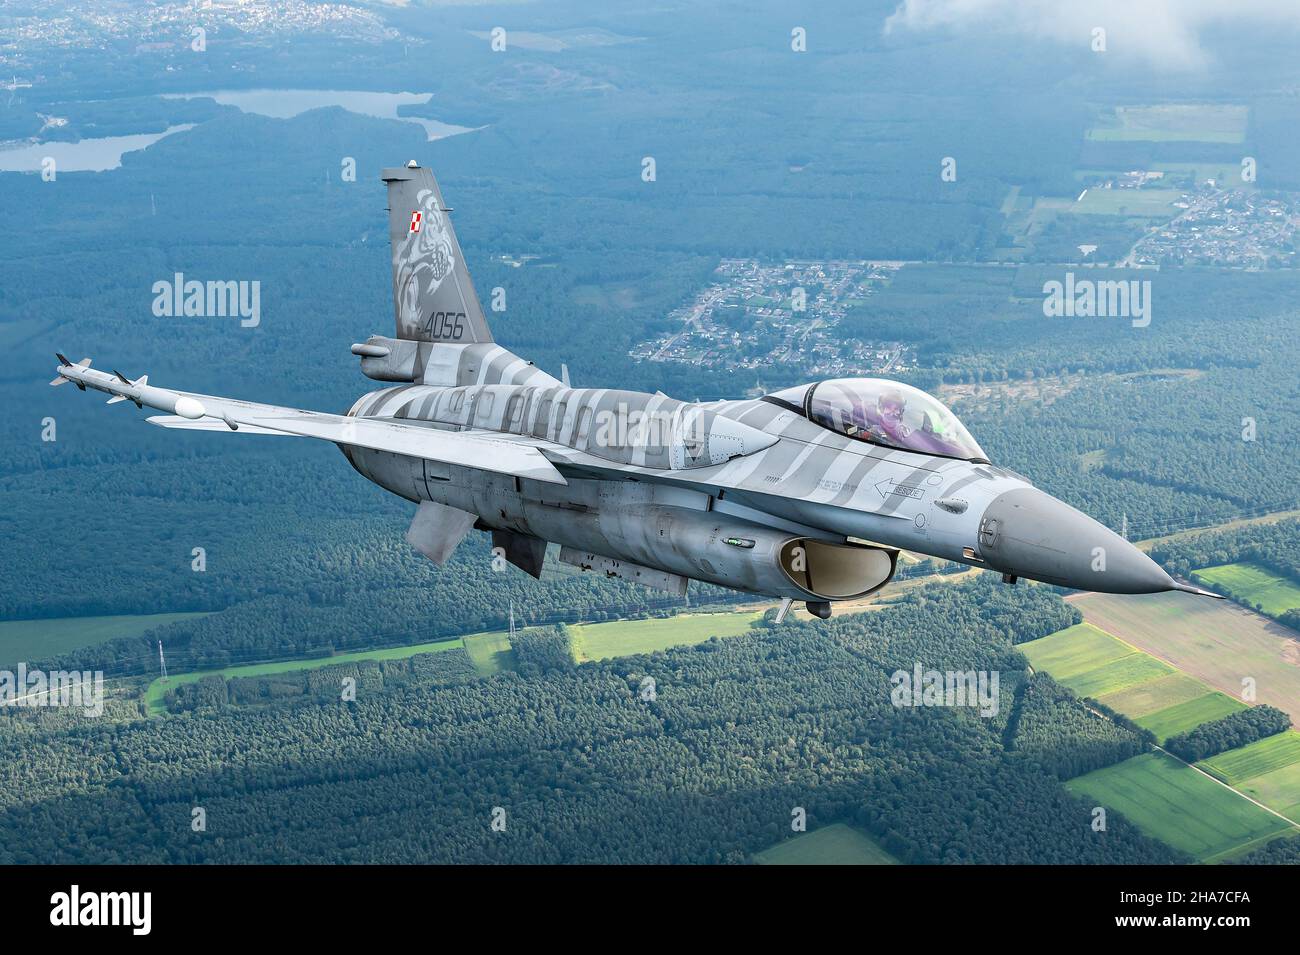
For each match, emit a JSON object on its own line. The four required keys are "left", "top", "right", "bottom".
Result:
{"left": 51, "top": 355, "right": 567, "bottom": 486}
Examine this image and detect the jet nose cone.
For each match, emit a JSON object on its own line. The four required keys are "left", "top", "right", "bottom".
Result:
{"left": 978, "top": 487, "right": 1175, "bottom": 595}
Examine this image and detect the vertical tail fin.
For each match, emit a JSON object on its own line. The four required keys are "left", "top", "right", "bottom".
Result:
{"left": 382, "top": 161, "right": 492, "bottom": 344}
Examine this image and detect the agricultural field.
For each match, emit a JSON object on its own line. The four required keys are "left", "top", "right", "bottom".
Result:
{"left": 1066, "top": 751, "right": 1292, "bottom": 862}
{"left": 0, "top": 611, "right": 211, "bottom": 665}
{"left": 1071, "top": 591, "right": 1300, "bottom": 725}
{"left": 1097, "top": 672, "right": 1213, "bottom": 718}
{"left": 462, "top": 629, "right": 514, "bottom": 676}
{"left": 753, "top": 823, "right": 897, "bottom": 865}
{"left": 1138, "top": 693, "right": 1246, "bottom": 743}
{"left": 1193, "top": 562, "right": 1300, "bottom": 617}
{"left": 1022, "top": 622, "right": 1246, "bottom": 742}
{"left": 1085, "top": 104, "right": 1249, "bottom": 143}
{"left": 144, "top": 636, "right": 465, "bottom": 713}
{"left": 1065, "top": 653, "right": 1172, "bottom": 698}
{"left": 1020, "top": 622, "right": 1131, "bottom": 679}
{"left": 568, "top": 611, "right": 761, "bottom": 662}
{"left": 1234, "top": 764, "right": 1300, "bottom": 825}
{"left": 1021, "top": 623, "right": 1172, "bottom": 697}
{"left": 1072, "top": 188, "right": 1185, "bottom": 218}
{"left": 1200, "top": 732, "right": 1300, "bottom": 823}
{"left": 1201, "top": 732, "right": 1300, "bottom": 785}
{"left": 1150, "top": 162, "right": 1251, "bottom": 188}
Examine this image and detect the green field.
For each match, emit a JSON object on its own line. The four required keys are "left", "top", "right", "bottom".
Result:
{"left": 1073, "top": 188, "right": 1184, "bottom": 218}
{"left": 0, "top": 612, "right": 211, "bottom": 664}
{"left": 1150, "top": 162, "right": 1248, "bottom": 188}
{"left": 1073, "top": 591, "right": 1300, "bottom": 724}
{"left": 1021, "top": 623, "right": 1172, "bottom": 697}
{"left": 754, "top": 823, "right": 897, "bottom": 865}
{"left": 462, "top": 629, "right": 514, "bottom": 676}
{"left": 1097, "top": 672, "right": 1213, "bottom": 718}
{"left": 142, "top": 610, "right": 766, "bottom": 711}
{"left": 569, "top": 612, "right": 761, "bottom": 662}
{"left": 1086, "top": 104, "right": 1248, "bottom": 143}
{"left": 1137, "top": 692, "right": 1246, "bottom": 743}
{"left": 144, "top": 636, "right": 465, "bottom": 714}
{"left": 1194, "top": 562, "right": 1300, "bottom": 617}
{"left": 1200, "top": 732, "right": 1300, "bottom": 824}
{"left": 1066, "top": 752, "right": 1291, "bottom": 861}
{"left": 1023, "top": 620, "right": 1249, "bottom": 743}
{"left": 1064, "top": 653, "right": 1173, "bottom": 697}
{"left": 1020, "top": 623, "right": 1130, "bottom": 678}
{"left": 1200, "top": 732, "right": 1300, "bottom": 785}
{"left": 1233, "top": 763, "right": 1300, "bottom": 823}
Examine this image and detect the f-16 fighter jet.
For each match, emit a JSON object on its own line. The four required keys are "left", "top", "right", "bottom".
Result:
{"left": 53, "top": 161, "right": 1218, "bottom": 619}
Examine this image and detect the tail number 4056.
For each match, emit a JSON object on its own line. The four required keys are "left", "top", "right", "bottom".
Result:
{"left": 424, "top": 311, "right": 467, "bottom": 340}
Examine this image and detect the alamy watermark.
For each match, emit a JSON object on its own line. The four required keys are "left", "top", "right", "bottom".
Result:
{"left": 891, "top": 662, "right": 999, "bottom": 717}
{"left": 0, "top": 663, "right": 104, "bottom": 717}
{"left": 1042, "top": 272, "right": 1151, "bottom": 328}
{"left": 590, "top": 402, "right": 707, "bottom": 456}
{"left": 152, "top": 272, "right": 260, "bottom": 327}
{"left": 50, "top": 885, "right": 150, "bottom": 935}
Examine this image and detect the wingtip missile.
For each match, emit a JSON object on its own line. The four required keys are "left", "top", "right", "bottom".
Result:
{"left": 50, "top": 355, "right": 206, "bottom": 420}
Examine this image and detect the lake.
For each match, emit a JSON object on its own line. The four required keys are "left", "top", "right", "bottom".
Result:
{"left": 162, "top": 89, "right": 476, "bottom": 140}
{"left": 0, "top": 124, "right": 195, "bottom": 173}
{"left": 0, "top": 89, "right": 474, "bottom": 173}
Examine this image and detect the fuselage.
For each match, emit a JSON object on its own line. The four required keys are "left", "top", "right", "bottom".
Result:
{"left": 338, "top": 345, "right": 1181, "bottom": 603}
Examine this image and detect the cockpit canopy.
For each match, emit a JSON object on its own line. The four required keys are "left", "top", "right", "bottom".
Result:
{"left": 767, "top": 378, "right": 988, "bottom": 463}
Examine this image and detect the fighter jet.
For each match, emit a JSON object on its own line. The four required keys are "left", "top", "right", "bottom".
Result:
{"left": 52, "top": 161, "right": 1218, "bottom": 619}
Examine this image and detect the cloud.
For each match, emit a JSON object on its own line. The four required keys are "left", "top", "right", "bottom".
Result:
{"left": 884, "top": 0, "right": 1300, "bottom": 71}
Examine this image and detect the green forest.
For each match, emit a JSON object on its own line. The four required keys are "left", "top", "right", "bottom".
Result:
{"left": 0, "top": 579, "right": 1187, "bottom": 865}
{"left": 1, "top": 0, "right": 1298, "bottom": 867}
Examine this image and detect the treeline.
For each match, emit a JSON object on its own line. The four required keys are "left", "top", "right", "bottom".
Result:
{"left": 1228, "top": 834, "right": 1300, "bottom": 865}
{"left": 511, "top": 625, "right": 575, "bottom": 677}
{"left": 12, "top": 513, "right": 746, "bottom": 677}
{"left": 1164, "top": 707, "right": 1292, "bottom": 763}
{"left": 1005, "top": 673, "right": 1151, "bottom": 780}
{"left": 165, "top": 649, "right": 480, "bottom": 713}
{"left": 0, "top": 579, "right": 1181, "bottom": 864}
{"left": 1150, "top": 519, "right": 1300, "bottom": 584}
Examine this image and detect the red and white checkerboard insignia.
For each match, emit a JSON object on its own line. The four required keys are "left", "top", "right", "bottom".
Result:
{"left": 409, "top": 211, "right": 422, "bottom": 233}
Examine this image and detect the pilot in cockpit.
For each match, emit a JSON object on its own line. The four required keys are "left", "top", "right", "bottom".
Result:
{"left": 843, "top": 388, "right": 908, "bottom": 445}
{"left": 780, "top": 377, "right": 990, "bottom": 463}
